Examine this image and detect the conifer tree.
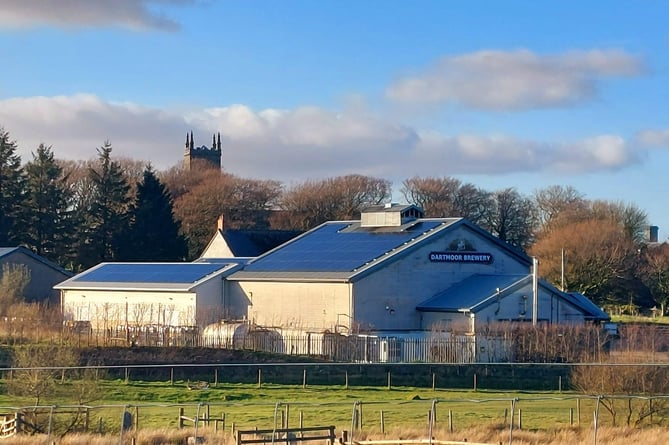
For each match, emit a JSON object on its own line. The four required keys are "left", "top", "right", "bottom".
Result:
{"left": 0, "top": 127, "right": 26, "bottom": 246}
{"left": 124, "top": 166, "right": 187, "bottom": 261}
{"left": 24, "top": 144, "right": 75, "bottom": 265}
{"left": 77, "top": 141, "right": 130, "bottom": 267}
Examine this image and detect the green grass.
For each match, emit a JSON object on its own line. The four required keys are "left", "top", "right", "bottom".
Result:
{"left": 0, "top": 378, "right": 612, "bottom": 434}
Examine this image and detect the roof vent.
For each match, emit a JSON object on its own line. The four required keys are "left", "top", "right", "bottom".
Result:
{"left": 361, "top": 204, "right": 425, "bottom": 227}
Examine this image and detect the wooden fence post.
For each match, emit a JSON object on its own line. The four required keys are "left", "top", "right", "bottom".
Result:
{"left": 257, "top": 369, "right": 262, "bottom": 388}
{"left": 178, "top": 408, "right": 184, "bottom": 429}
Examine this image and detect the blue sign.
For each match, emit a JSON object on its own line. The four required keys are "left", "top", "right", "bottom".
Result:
{"left": 429, "top": 252, "right": 493, "bottom": 264}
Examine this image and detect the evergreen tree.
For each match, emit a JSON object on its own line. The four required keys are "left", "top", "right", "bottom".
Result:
{"left": 77, "top": 141, "right": 130, "bottom": 267}
{"left": 124, "top": 166, "right": 187, "bottom": 261}
{"left": 24, "top": 144, "right": 75, "bottom": 265}
{"left": 0, "top": 127, "right": 26, "bottom": 246}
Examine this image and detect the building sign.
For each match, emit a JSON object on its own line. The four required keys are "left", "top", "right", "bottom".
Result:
{"left": 429, "top": 252, "right": 494, "bottom": 264}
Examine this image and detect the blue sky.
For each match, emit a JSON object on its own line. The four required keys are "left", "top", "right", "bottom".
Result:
{"left": 1, "top": 1, "right": 668, "bottom": 238}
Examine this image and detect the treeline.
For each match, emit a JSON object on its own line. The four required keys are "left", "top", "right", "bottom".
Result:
{"left": 1, "top": 126, "right": 668, "bottom": 312}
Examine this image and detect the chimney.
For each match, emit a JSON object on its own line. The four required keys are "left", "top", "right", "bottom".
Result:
{"left": 217, "top": 214, "right": 225, "bottom": 231}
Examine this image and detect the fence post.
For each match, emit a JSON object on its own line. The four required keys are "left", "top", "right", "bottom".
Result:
{"left": 473, "top": 373, "right": 477, "bottom": 391}
{"left": 215, "top": 368, "right": 219, "bottom": 387}
{"left": 509, "top": 398, "right": 517, "bottom": 445}
{"left": 170, "top": 368, "right": 174, "bottom": 386}
{"left": 178, "top": 407, "right": 184, "bottom": 429}
{"left": 380, "top": 410, "right": 385, "bottom": 434}
{"left": 577, "top": 398, "right": 581, "bottom": 427}
{"left": 448, "top": 409, "right": 453, "bottom": 433}
{"left": 258, "top": 368, "right": 262, "bottom": 388}
{"left": 570, "top": 407, "right": 574, "bottom": 426}
{"left": 517, "top": 408, "right": 522, "bottom": 430}
{"left": 432, "top": 372, "right": 436, "bottom": 391}
{"left": 134, "top": 406, "right": 139, "bottom": 430}
{"left": 559, "top": 375, "right": 562, "bottom": 393}
{"left": 345, "top": 371, "right": 349, "bottom": 389}
{"left": 303, "top": 369, "right": 307, "bottom": 389}
{"left": 387, "top": 372, "right": 391, "bottom": 390}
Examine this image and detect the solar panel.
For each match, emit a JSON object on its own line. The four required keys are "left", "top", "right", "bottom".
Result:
{"left": 73, "top": 263, "right": 226, "bottom": 284}
{"left": 244, "top": 221, "right": 443, "bottom": 272}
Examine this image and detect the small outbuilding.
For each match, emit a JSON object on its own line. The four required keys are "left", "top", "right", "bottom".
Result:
{"left": 55, "top": 261, "right": 247, "bottom": 329}
{"left": 0, "top": 246, "right": 72, "bottom": 304}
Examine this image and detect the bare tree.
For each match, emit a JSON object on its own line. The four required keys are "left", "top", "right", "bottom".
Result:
{"left": 530, "top": 217, "right": 637, "bottom": 305}
{"left": 482, "top": 187, "right": 537, "bottom": 249}
{"left": 400, "top": 176, "right": 493, "bottom": 224}
{"left": 279, "top": 174, "right": 391, "bottom": 230}
{"left": 534, "top": 185, "right": 588, "bottom": 233}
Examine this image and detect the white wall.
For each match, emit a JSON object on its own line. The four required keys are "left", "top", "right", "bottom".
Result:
{"left": 230, "top": 281, "right": 352, "bottom": 331}
{"left": 62, "top": 289, "right": 196, "bottom": 329}
{"left": 353, "top": 225, "right": 530, "bottom": 331}
{"left": 200, "top": 233, "right": 234, "bottom": 258}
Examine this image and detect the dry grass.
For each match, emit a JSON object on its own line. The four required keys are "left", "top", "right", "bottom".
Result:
{"left": 5, "top": 424, "right": 669, "bottom": 445}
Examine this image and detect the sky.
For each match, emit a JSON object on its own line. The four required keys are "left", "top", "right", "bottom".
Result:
{"left": 1, "top": 1, "right": 668, "bottom": 239}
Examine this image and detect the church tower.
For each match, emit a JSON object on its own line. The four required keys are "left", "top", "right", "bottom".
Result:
{"left": 183, "top": 131, "right": 222, "bottom": 170}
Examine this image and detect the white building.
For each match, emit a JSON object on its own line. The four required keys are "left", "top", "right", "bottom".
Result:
{"left": 224, "top": 204, "right": 608, "bottom": 334}
{"left": 55, "top": 204, "right": 608, "bottom": 341}
{"left": 55, "top": 261, "right": 246, "bottom": 329}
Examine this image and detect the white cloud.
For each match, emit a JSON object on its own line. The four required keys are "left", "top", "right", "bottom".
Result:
{"left": 0, "top": 0, "right": 193, "bottom": 31}
{"left": 0, "top": 94, "right": 646, "bottom": 183}
{"left": 635, "top": 129, "right": 669, "bottom": 148}
{"left": 386, "top": 49, "right": 644, "bottom": 111}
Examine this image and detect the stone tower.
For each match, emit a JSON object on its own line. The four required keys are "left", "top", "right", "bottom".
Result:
{"left": 183, "top": 131, "right": 222, "bottom": 170}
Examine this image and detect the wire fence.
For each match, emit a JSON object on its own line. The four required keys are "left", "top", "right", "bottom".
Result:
{"left": 2, "top": 394, "right": 668, "bottom": 444}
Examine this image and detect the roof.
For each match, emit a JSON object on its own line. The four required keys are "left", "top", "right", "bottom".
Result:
{"left": 564, "top": 292, "right": 610, "bottom": 321}
{"left": 416, "top": 274, "right": 529, "bottom": 312}
{"left": 229, "top": 218, "right": 460, "bottom": 281}
{"left": 229, "top": 217, "right": 532, "bottom": 282}
{"left": 0, "top": 246, "right": 73, "bottom": 277}
{"left": 362, "top": 203, "right": 422, "bottom": 214}
{"left": 54, "top": 261, "right": 243, "bottom": 292}
{"left": 221, "top": 229, "right": 301, "bottom": 257}
{"left": 416, "top": 273, "right": 610, "bottom": 322}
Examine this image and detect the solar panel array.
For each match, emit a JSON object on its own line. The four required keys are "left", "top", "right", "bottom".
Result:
{"left": 72, "top": 263, "right": 226, "bottom": 284}
{"left": 243, "top": 221, "right": 443, "bottom": 272}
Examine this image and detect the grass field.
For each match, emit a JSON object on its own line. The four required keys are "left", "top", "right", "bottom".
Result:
{"left": 0, "top": 379, "right": 646, "bottom": 432}
{"left": 0, "top": 378, "right": 667, "bottom": 444}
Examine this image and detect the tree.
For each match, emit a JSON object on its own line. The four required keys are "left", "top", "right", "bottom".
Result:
{"left": 639, "top": 243, "right": 669, "bottom": 315}
{"left": 400, "top": 176, "right": 492, "bottom": 224}
{"left": 0, "top": 127, "right": 26, "bottom": 246}
{"left": 170, "top": 170, "right": 283, "bottom": 258}
{"left": 590, "top": 200, "right": 648, "bottom": 244}
{"left": 77, "top": 142, "right": 130, "bottom": 267}
{"left": 482, "top": 188, "right": 536, "bottom": 249}
{"left": 534, "top": 185, "right": 588, "bottom": 233}
{"left": 124, "top": 166, "right": 187, "bottom": 261}
{"left": 280, "top": 174, "right": 391, "bottom": 230}
{"left": 530, "top": 217, "right": 637, "bottom": 306}
{"left": 23, "top": 144, "right": 75, "bottom": 265}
